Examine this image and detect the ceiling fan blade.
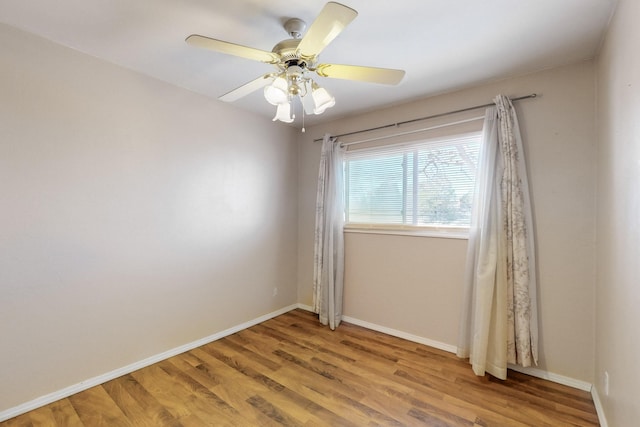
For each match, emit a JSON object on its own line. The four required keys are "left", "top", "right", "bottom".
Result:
{"left": 186, "top": 34, "right": 280, "bottom": 64}
{"left": 315, "top": 63, "right": 406, "bottom": 85}
{"left": 297, "top": 2, "right": 357, "bottom": 59}
{"left": 219, "top": 74, "right": 274, "bottom": 102}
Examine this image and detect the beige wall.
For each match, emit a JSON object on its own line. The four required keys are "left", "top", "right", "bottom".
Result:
{"left": 299, "top": 61, "right": 597, "bottom": 382}
{"left": 595, "top": 0, "right": 640, "bottom": 424}
{"left": 0, "top": 24, "right": 298, "bottom": 412}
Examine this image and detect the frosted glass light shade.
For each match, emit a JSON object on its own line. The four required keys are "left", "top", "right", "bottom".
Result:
{"left": 264, "top": 77, "right": 289, "bottom": 105}
{"left": 312, "top": 86, "right": 335, "bottom": 114}
{"left": 272, "top": 102, "right": 294, "bottom": 123}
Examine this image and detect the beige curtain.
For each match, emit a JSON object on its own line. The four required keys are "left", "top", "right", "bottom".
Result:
{"left": 313, "top": 135, "right": 345, "bottom": 330}
{"left": 457, "top": 95, "right": 538, "bottom": 379}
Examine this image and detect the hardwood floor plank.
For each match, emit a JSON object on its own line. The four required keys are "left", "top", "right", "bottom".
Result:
{"left": 268, "top": 365, "right": 372, "bottom": 426}
{"left": 275, "top": 350, "right": 430, "bottom": 425}
{"left": 101, "top": 380, "right": 150, "bottom": 425}
{"left": 218, "top": 335, "right": 282, "bottom": 371}
{"left": 67, "top": 386, "right": 131, "bottom": 426}
{"left": 133, "top": 363, "right": 237, "bottom": 426}
{"left": 169, "top": 353, "right": 281, "bottom": 427}
{"left": 0, "top": 309, "right": 600, "bottom": 427}
{"left": 157, "top": 359, "right": 237, "bottom": 416}
{"left": 441, "top": 394, "right": 533, "bottom": 427}
{"left": 259, "top": 322, "right": 399, "bottom": 376}
{"left": 47, "top": 399, "right": 83, "bottom": 427}
{"left": 498, "top": 373, "right": 597, "bottom": 415}
{"left": 396, "top": 369, "right": 548, "bottom": 426}
{"left": 199, "top": 343, "right": 286, "bottom": 393}
{"left": 192, "top": 345, "right": 340, "bottom": 425}
{"left": 277, "top": 361, "right": 403, "bottom": 426}
{"left": 457, "top": 375, "right": 598, "bottom": 426}
{"left": 114, "top": 374, "right": 183, "bottom": 427}
{"left": 264, "top": 319, "right": 483, "bottom": 426}
{"left": 24, "top": 407, "right": 57, "bottom": 427}
{"left": 245, "top": 395, "right": 304, "bottom": 426}
{"left": 407, "top": 406, "right": 473, "bottom": 427}
{"left": 1, "top": 415, "right": 33, "bottom": 427}
{"left": 202, "top": 342, "right": 356, "bottom": 426}
{"left": 129, "top": 366, "right": 192, "bottom": 420}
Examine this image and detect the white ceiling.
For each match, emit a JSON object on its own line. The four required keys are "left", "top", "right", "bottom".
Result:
{"left": 0, "top": 0, "right": 616, "bottom": 126}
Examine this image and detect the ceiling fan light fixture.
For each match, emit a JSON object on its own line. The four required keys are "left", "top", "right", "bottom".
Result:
{"left": 188, "top": 2, "right": 405, "bottom": 126}
{"left": 264, "top": 76, "right": 289, "bottom": 105}
{"left": 311, "top": 82, "right": 335, "bottom": 114}
{"left": 272, "top": 101, "right": 295, "bottom": 123}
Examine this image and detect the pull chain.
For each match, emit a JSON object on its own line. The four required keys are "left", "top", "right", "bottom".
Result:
{"left": 301, "top": 98, "right": 306, "bottom": 133}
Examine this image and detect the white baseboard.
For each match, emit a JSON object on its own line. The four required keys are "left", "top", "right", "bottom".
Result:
{"left": 506, "top": 364, "right": 592, "bottom": 391}
{"left": 340, "top": 315, "right": 458, "bottom": 354}
{"left": 296, "top": 303, "right": 313, "bottom": 312}
{"left": 0, "top": 304, "right": 299, "bottom": 423}
{"left": 296, "top": 305, "right": 457, "bottom": 354}
{"left": 590, "top": 385, "right": 609, "bottom": 427}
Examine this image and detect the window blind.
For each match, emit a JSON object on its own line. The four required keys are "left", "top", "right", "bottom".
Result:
{"left": 344, "top": 132, "right": 481, "bottom": 228}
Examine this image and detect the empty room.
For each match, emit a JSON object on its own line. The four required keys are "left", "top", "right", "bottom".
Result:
{"left": 1, "top": 0, "right": 637, "bottom": 426}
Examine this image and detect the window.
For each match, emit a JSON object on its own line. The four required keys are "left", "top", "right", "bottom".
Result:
{"left": 344, "top": 132, "right": 481, "bottom": 234}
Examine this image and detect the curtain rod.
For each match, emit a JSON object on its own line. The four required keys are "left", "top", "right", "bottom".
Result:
{"left": 313, "top": 93, "right": 537, "bottom": 143}
{"left": 340, "top": 116, "right": 484, "bottom": 148}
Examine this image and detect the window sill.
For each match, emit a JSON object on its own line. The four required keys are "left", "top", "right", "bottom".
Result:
{"left": 343, "top": 224, "right": 469, "bottom": 240}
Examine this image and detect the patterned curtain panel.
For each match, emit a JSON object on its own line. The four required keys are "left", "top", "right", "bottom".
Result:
{"left": 457, "top": 95, "right": 539, "bottom": 379}
{"left": 313, "top": 135, "right": 346, "bottom": 330}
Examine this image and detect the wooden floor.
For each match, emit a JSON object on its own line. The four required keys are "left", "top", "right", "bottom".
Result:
{"left": 2, "top": 309, "right": 599, "bottom": 426}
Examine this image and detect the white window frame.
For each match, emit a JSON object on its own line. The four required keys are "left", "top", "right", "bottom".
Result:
{"left": 343, "top": 131, "right": 482, "bottom": 239}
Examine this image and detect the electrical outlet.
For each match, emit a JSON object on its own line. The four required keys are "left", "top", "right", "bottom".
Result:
{"left": 604, "top": 371, "right": 610, "bottom": 396}
{"left": 272, "top": 287, "right": 278, "bottom": 297}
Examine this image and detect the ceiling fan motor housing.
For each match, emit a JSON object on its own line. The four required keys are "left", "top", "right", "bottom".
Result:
{"left": 271, "top": 38, "right": 311, "bottom": 70}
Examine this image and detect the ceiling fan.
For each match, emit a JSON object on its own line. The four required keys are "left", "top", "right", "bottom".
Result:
{"left": 186, "top": 2, "right": 405, "bottom": 124}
